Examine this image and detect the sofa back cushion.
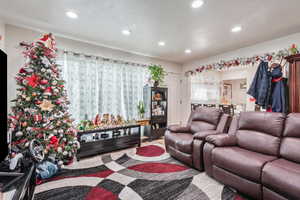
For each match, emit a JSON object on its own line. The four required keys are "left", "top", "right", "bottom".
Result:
{"left": 280, "top": 113, "right": 300, "bottom": 163}
{"left": 236, "top": 112, "right": 285, "bottom": 156}
{"left": 189, "top": 107, "right": 222, "bottom": 133}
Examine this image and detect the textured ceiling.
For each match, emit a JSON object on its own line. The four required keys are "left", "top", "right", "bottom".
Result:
{"left": 1, "top": 0, "right": 300, "bottom": 64}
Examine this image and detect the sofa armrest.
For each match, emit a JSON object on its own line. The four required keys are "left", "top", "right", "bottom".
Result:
{"left": 167, "top": 125, "right": 191, "bottom": 133}
{"left": 193, "top": 130, "right": 220, "bottom": 140}
{"left": 205, "top": 134, "right": 237, "bottom": 147}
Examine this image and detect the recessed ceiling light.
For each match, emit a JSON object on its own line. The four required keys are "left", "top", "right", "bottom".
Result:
{"left": 191, "top": 0, "right": 204, "bottom": 8}
{"left": 122, "top": 29, "right": 131, "bottom": 36}
{"left": 66, "top": 11, "right": 78, "bottom": 19}
{"left": 158, "top": 41, "right": 165, "bottom": 46}
{"left": 231, "top": 26, "right": 242, "bottom": 33}
{"left": 185, "top": 49, "right": 192, "bottom": 54}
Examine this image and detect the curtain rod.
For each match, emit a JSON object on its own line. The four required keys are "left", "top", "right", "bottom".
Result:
{"left": 58, "top": 49, "right": 149, "bottom": 67}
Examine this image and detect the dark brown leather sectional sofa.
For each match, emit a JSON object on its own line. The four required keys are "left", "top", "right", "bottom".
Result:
{"left": 165, "top": 110, "right": 300, "bottom": 200}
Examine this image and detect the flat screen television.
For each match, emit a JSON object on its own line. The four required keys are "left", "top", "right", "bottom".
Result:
{"left": 0, "top": 49, "right": 8, "bottom": 162}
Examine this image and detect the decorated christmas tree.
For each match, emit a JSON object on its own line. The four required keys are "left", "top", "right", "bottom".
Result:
{"left": 8, "top": 33, "right": 79, "bottom": 166}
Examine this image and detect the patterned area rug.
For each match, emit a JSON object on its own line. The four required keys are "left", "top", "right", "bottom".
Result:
{"left": 34, "top": 144, "right": 249, "bottom": 200}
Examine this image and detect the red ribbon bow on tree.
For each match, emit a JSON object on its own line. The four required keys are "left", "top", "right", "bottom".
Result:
{"left": 26, "top": 74, "right": 40, "bottom": 88}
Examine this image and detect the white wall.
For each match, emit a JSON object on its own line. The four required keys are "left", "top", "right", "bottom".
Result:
{"left": 5, "top": 24, "right": 183, "bottom": 124}
{"left": 0, "top": 20, "right": 5, "bottom": 51}
{"left": 223, "top": 79, "right": 247, "bottom": 105}
{"left": 182, "top": 32, "right": 300, "bottom": 121}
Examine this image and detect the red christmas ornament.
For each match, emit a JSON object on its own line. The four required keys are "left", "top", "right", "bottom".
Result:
{"left": 50, "top": 136, "right": 58, "bottom": 145}
{"left": 35, "top": 100, "right": 42, "bottom": 105}
{"left": 40, "top": 79, "right": 48, "bottom": 85}
{"left": 43, "top": 87, "right": 52, "bottom": 95}
{"left": 55, "top": 99, "right": 62, "bottom": 105}
{"left": 34, "top": 114, "right": 42, "bottom": 122}
{"left": 26, "top": 74, "right": 40, "bottom": 88}
{"left": 19, "top": 68, "right": 27, "bottom": 74}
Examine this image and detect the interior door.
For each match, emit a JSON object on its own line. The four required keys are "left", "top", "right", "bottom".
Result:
{"left": 165, "top": 73, "right": 182, "bottom": 125}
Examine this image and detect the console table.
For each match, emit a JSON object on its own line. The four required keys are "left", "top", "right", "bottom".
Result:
{"left": 77, "top": 124, "right": 141, "bottom": 160}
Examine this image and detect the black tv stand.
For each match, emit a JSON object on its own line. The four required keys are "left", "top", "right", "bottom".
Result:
{"left": 77, "top": 124, "right": 141, "bottom": 160}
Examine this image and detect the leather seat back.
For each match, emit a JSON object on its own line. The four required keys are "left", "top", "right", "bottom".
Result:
{"left": 236, "top": 112, "right": 285, "bottom": 156}
{"left": 280, "top": 113, "right": 300, "bottom": 163}
{"left": 189, "top": 107, "right": 222, "bottom": 133}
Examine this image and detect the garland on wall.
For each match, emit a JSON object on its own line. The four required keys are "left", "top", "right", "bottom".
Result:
{"left": 185, "top": 44, "right": 299, "bottom": 76}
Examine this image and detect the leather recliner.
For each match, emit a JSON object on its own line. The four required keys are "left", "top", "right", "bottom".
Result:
{"left": 204, "top": 112, "right": 286, "bottom": 200}
{"left": 261, "top": 113, "right": 300, "bottom": 200}
{"left": 164, "top": 107, "right": 230, "bottom": 171}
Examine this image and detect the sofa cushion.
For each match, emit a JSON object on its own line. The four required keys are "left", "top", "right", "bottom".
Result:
{"left": 213, "top": 147, "right": 276, "bottom": 182}
{"left": 236, "top": 130, "right": 281, "bottom": 156}
{"left": 280, "top": 113, "right": 300, "bottom": 163}
{"left": 189, "top": 107, "right": 222, "bottom": 133}
{"left": 236, "top": 112, "right": 285, "bottom": 156}
{"left": 283, "top": 113, "right": 300, "bottom": 137}
{"left": 238, "top": 112, "right": 285, "bottom": 137}
{"left": 165, "top": 132, "right": 193, "bottom": 154}
{"left": 262, "top": 159, "right": 300, "bottom": 200}
{"left": 280, "top": 138, "right": 300, "bottom": 163}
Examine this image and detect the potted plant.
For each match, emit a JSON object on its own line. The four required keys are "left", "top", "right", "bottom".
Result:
{"left": 148, "top": 65, "right": 167, "bottom": 87}
{"left": 137, "top": 101, "right": 145, "bottom": 119}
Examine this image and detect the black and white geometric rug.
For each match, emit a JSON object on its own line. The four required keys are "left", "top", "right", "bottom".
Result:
{"left": 34, "top": 144, "right": 249, "bottom": 200}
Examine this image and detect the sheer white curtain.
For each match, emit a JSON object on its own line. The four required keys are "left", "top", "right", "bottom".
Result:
{"left": 190, "top": 71, "right": 221, "bottom": 104}
{"left": 57, "top": 52, "right": 149, "bottom": 122}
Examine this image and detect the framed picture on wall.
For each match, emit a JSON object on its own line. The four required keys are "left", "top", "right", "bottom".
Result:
{"left": 240, "top": 81, "right": 247, "bottom": 89}
{"left": 222, "top": 83, "right": 232, "bottom": 104}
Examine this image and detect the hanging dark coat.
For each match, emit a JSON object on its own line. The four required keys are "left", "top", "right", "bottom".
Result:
{"left": 247, "top": 61, "right": 271, "bottom": 108}
{"left": 269, "top": 66, "right": 288, "bottom": 113}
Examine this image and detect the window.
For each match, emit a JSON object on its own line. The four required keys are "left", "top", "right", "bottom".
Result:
{"left": 57, "top": 51, "right": 149, "bottom": 122}
{"left": 190, "top": 71, "right": 220, "bottom": 104}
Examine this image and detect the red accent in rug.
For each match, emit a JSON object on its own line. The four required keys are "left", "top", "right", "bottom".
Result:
{"left": 85, "top": 187, "right": 118, "bottom": 200}
{"left": 128, "top": 163, "right": 188, "bottom": 173}
{"left": 136, "top": 145, "right": 165, "bottom": 157}
{"left": 82, "top": 170, "right": 114, "bottom": 178}
{"left": 234, "top": 196, "right": 246, "bottom": 200}
{"left": 41, "top": 169, "right": 114, "bottom": 184}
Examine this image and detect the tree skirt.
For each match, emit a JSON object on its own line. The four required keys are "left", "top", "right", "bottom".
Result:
{"left": 34, "top": 144, "right": 250, "bottom": 200}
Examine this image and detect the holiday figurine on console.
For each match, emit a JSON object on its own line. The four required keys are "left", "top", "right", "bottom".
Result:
{"left": 8, "top": 33, "right": 79, "bottom": 172}
{"left": 93, "top": 114, "right": 101, "bottom": 127}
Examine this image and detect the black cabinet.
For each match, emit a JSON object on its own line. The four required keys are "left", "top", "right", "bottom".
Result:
{"left": 77, "top": 125, "right": 141, "bottom": 160}
{"left": 143, "top": 87, "right": 168, "bottom": 140}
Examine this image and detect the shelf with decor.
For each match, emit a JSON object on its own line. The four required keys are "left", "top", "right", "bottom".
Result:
{"left": 143, "top": 86, "right": 168, "bottom": 140}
